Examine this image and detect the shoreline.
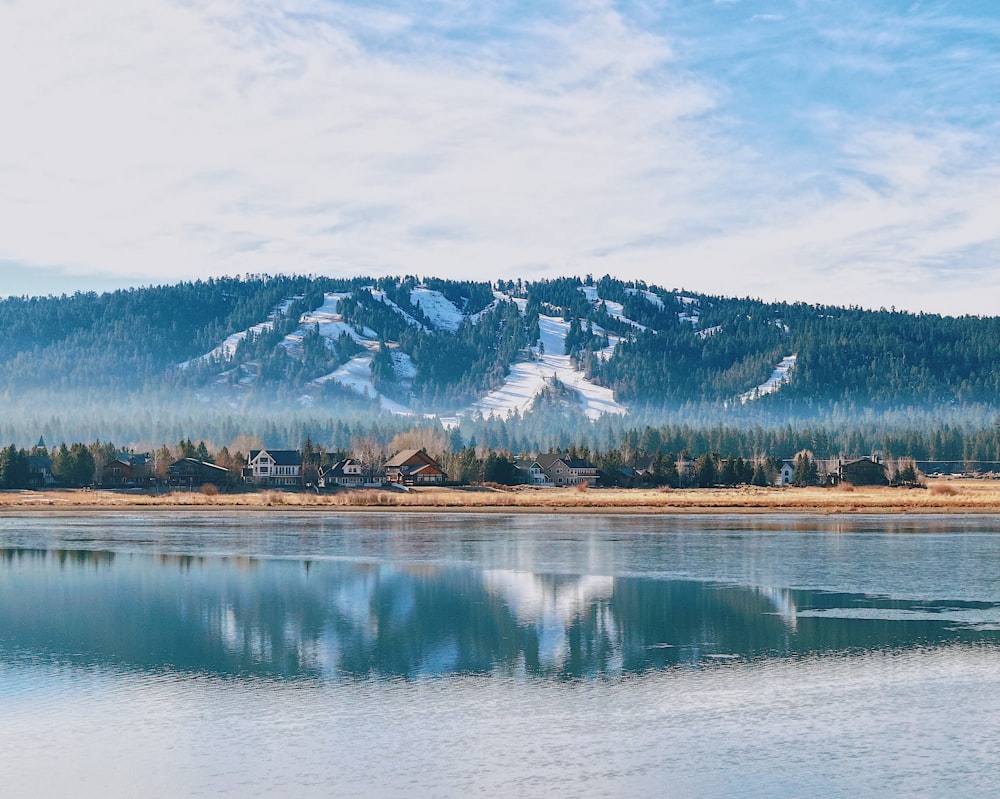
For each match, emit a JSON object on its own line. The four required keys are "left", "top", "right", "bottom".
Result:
{"left": 3, "top": 482, "right": 1000, "bottom": 515}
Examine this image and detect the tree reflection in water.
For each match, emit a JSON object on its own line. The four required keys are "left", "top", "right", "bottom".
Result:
{"left": 1, "top": 547, "right": 997, "bottom": 681}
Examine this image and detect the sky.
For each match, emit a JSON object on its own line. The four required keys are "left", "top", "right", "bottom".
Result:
{"left": 1, "top": 0, "right": 997, "bottom": 315}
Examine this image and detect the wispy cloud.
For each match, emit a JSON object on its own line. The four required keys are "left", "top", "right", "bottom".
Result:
{"left": 0, "top": 0, "right": 996, "bottom": 314}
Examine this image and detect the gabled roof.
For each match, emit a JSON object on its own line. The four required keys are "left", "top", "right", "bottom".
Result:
{"left": 169, "top": 457, "right": 228, "bottom": 474}
{"left": 384, "top": 449, "right": 440, "bottom": 468}
{"left": 322, "top": 458, "right": 362, "bottom": 477}
{"left": 533, "top": 453, "right": 566, "bottom": 470}
{"left": 533, "top": 453, "right": 596, "bottom": 470}
{"left": 408, "top": 463, "right": 444, "bottom": 475}
{"left": 250, "top": 449, "right": 301, "bottom": 466}
{"left": 842, "top": 457, "right": 886, "bottom": 470}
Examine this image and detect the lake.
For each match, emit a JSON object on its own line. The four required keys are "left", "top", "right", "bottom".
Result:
{"left": 1, "top": 512, "right": 998, "bottom": 797}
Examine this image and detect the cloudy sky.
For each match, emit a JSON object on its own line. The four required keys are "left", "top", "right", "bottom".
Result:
{"left": 1, "top": 0, "right": 997, "bottom": 314}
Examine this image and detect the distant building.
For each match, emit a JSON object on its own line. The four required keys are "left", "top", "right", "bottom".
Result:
{"left": 101, "top": 453, "right": 151, "bottom": 487}
{"left": 384, "top": 450, "right": 447, "bottom": 485}
{"left": 524, "top": 453, "right": 600, "bottom": 487}
{"left": 244, "top": 449, "right": 302, "bottom": 487}
{"left": 514, "top": 458, "right": 551, "bottom": 486}
{"left": 27, "top": 455, "right": 55, "bottom": 488}
{"left": 319, "top": 458, "right": 365, "bottom": 488}
{"left": 168, "top": 458, "right": 230, "bottom": 489}
{"left": 675, "top": 456, "right": 697, "bottom": 487}
{"left": 840, "top": 455, "right": 888, "bottom": 486}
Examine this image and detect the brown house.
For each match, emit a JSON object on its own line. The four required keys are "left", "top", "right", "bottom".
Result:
{"left": 840, "top": 456, "right": 889, "bottom": 486}
{"left": 168, "top": 458, "right": 230, "bottom": 489}
{"left": 101, "top": 453, "right": 151, "bottom": 487}
{"left": 383, "top": 450, "right": 447, "bottom": 485}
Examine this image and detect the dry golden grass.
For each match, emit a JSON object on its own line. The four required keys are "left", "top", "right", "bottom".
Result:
{"left": 3, "top": 478, "right": 1000, "bottom": 514}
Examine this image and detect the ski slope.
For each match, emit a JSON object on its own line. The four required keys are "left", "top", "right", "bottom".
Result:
{"left": 312, "top": 353, "right": 413, "bottom": 415}
{"left": 410, "top": 287, "right": 464, "bottom": 332}
{"left": 469, "top": 314, "right": 626, "bottom": 420}
{"left": 179, "top": 296, "right": 301, "bottom": 368}
{"left": 738, "top": 355, "right": 797, "bottom": 404}
{"left": 624, "top": 287, "right": 664, "bottom": 309}
{"left": 280, "top": 293, "right": 375, "bottom": 357}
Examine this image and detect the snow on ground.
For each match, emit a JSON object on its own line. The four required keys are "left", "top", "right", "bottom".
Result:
{"left": 391, "top": 351, "right": 417, "bottom": 380}
{"left": 624, "top": 287, "right": 664, "bottom": 309}
{"left": 311, "top": 353, "right": 413, "bottom": 415}
{"left": 738, "top": 355, "right": 797, "bottom": 404}
{"left": 579, "top": 285, "right": 599, "bottom": 303}
{"left": 599, "top": 299, "right": 648, "bottom": 331}
{"left": 590, "top": 321, "right": 622, "bottom": 361}
{"left": 469, "top": 292, "right": 512, "bottom": 323}
{"left": 696, "top": 325, "right": 722, "bottom": 339}
{"left": 410, "top": 287, "right": 464, "bottom": 332}
{"left": 577, "top": 285, "right": 648, "bottom": 331}
{"left": 179, "top": 296, "right": 302, "bottom": 368}
{"left": 469, "top": 314, "right": 627, "bottom": 421}
{"left": 280, "top": 293, "right": 377, "bottom": 357}
{"left": 369, "top": 288, "right": 427, "bottom": 330}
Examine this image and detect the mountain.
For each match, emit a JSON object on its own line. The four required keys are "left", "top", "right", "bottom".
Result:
{"left": 1, "top": 274, "right": 999, "bottom": 428}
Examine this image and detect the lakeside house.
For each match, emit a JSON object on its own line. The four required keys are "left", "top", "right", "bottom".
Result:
{"left": 516, "top": 453, "right": 600, "bottom": 487}
{"left": 839, "top": 455, "right": 889, "bottom": 486}
{"left": 101, "top": 453, "right": 151, "bottom": 487}
{"left": 28, "top": 454, "right": 55, "bottom": 488}
{"left": 514, "top": 458, "right": 551, "bottom": 485}
{"left": 244, "top": 449, "right": 302, "bottom": 487}
{"left": 384, "top": 450, "right": 447, "bottom": 485}
{"left": 319, "top": 458, "right": 366, "bottom": 488}
{"left": 168, "top": 458, "right": 230, "bottom": 489}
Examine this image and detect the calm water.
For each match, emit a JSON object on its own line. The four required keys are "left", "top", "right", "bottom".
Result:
{"left": 1, "top": 512, "right": 998, "bottom": 797}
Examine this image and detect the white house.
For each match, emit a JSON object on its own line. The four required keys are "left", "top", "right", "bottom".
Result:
{"left": 245, "top": 449, "right": 302, "bottom": 487}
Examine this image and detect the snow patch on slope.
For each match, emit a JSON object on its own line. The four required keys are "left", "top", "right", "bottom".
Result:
{"left": 738, "top": 355, "right": 797, "bottom": 404}
{"left": 410, "top": 287, "right": 464, "bottom": 332}
{"left": 369, "top": 288, "right": 427, "bottom": 330}
{"left": 578, "top": 285, "right": 648, "bottom": 331}
{"left": 179, "top": 296, "right": 302, "bottom": 368}
{"left": 600, "top": 299, "right": 648, "bottom": 331}
{"left": 311, "top": 353, "right": 413, "bottom": 415}
{"left": 280, "top": 293, "right": 376, "bottom": 357}
{"left": 624, "top": 287, "right": 664, "bottom": 309}
{"left": 469, "top": 314, "right": 626, "bottom": 421}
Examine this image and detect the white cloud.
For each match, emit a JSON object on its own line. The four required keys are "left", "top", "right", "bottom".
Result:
{"left": 0, "top": 0, "right": 996, "bottom": 315}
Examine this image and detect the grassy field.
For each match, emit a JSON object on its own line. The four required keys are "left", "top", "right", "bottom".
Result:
{"left": 4, "top": 479, "right": 1000, "bottom": 513}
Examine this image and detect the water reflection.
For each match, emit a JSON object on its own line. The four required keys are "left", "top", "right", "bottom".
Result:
{"left": 2, "top": 547, "right": 997, "bottom": 681}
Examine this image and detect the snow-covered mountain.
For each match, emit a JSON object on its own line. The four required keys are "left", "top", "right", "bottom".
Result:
{"left": 5, "top": 273, "right": 998, "bottom": 422}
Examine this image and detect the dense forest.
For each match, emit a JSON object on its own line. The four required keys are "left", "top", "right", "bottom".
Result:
{"left": 2, "top": 273, "right": 999, "bottom": 452}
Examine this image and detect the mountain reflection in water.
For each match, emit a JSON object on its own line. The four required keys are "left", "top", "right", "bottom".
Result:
{"left": 2, "top": 547, "right": 996, "bottom": 680}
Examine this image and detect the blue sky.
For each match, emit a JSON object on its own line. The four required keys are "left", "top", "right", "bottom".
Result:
{"left": 0, "top": 0, "right": 997, "bottom": 313}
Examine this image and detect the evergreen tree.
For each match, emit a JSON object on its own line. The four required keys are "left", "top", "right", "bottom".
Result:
{"left": 792, "top": 450, "right": 819, "bottom": 486}
{"left": 694, "top": 454, "right": 717, "bottom": 488}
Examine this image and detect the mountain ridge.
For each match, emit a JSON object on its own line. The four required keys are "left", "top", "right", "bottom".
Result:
{"left": 2, "top": 274, "right": 998, "bottom": 422}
